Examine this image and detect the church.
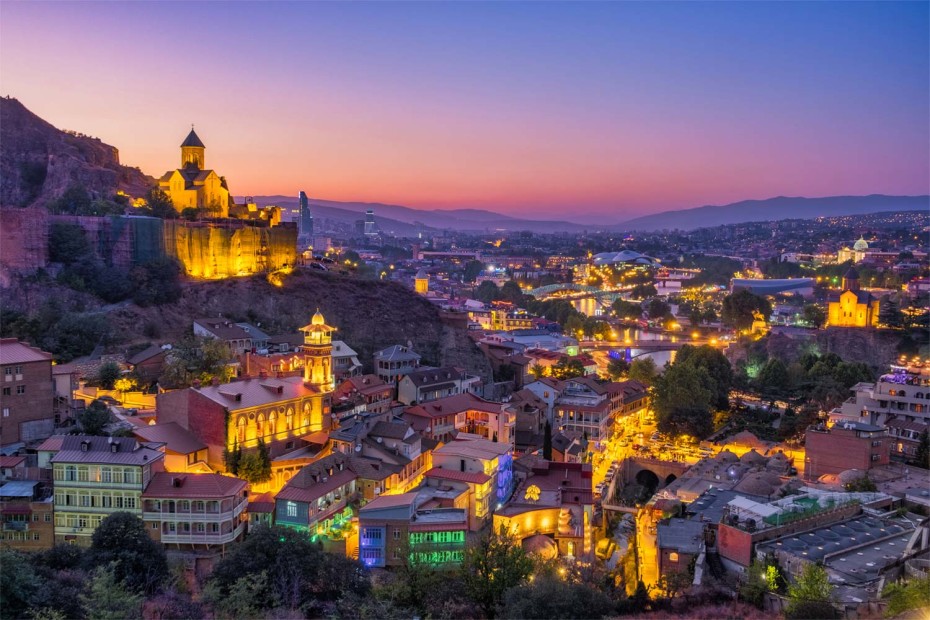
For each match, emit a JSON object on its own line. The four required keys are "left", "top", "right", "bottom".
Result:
{"left": 827, "top": 266, "right": 879, "bottom": 328}
{"left": 158, "top": 128, "right": 232, "bottom": 217}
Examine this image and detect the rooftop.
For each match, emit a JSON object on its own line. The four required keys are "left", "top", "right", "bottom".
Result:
{"left": 133, "top": 422, "right": 207, "bottom": 455}
{"left": 51, "top": 436, "right": 164, "bottom": 467}
{"left": 195, "top": 376, "right": 319, "bottom": 410}
{"left": 657, "top": 518, "right": 705, "bottom": 554}
{"left": 0, "top": 338, "right": 52, "bottom": 365}
{"left": 143, "top": 473, "right": 247, "bottom": 499}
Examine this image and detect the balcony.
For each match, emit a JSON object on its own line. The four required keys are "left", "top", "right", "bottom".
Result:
{"left": 159, "top": 522, "right": 246, "bottom": 545}
{"left": 2, "top": 521, "right": 28, "bottom": 532}
{"left": 143, "top": 499, "right": 247, "bottom": 523}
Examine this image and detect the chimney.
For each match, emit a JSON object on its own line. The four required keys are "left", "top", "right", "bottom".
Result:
{"left": 259, "top": 370, "right": 268, "bottom": 380}
{"left": 172, "top": 477, "right": 182, "bottom": 488}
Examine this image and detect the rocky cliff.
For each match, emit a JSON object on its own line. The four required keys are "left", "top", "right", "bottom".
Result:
{"left": 0, "top": 97, "right": 154, "bottom": 208}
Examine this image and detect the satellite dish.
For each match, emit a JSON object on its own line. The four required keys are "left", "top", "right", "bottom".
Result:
{"left": 355, "top": 444, "right": 362, "bottom": 452}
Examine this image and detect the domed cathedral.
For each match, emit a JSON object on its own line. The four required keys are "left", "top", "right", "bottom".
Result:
{"left": 827, "top": 266, "right": 879, "bottom": 327}
{"left": 301, "top": 309, "right": 336, "bottom": 392}
{"left": 158, "top": 127, "right": 232, "bottom": 218}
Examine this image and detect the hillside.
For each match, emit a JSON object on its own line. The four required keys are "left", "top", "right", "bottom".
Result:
{"left": 0, "top": 97, "right": 154, "bottom": 208}
{"left": 2, "top": 267, "right": 492, "bottom": 382}
{"left": 617, "top": 195, "right": 930, "bottom": 231}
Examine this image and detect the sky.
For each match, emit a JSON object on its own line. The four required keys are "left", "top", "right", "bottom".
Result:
{"left": 1, "top": 2, "right": 928, "bottom": 221}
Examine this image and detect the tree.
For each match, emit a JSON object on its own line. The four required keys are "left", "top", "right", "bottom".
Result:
{"left": 474, "top": 280, "right": 500, "bottom": 304}
{"left": 721, "top": 290, "right": 772, "bottom": 331}
{"left": 160, "top": 335, "right": 234, "bottom": 388}
{"left": 786, "top": 563, "right": 836, "bottom": 619}
{"left": 552, "top": 358, "right": 585, "bottom": 380}
{"left": 913, "top": 429, "right": 930, "bottom": 469}
{"left": 628, "top": 357, "right": 658, "bottom": 387}
{"left": 653, "top": 363, "right": 714, "bottom": 438}
{"left": 500, "top": 576, "right": 615, "bottom": 620}
{"left": 139, "top": 188, "right": 179, "bottom": 219}
{"left": 646, "top": 298, "right": 670, "bottom": 320}
{"left": 802, "top": 304, "right": 827, "bottom": 328}
{"left": 87, "top": 512, "right": 168, "bottom": 593}
{"left": 204, "top": 571, "right": 269, "bottom": 619}
{"left": 530, "top": 363, "right": 546, "bottom": 380}
{"left": 461, "top": 525, "right": 534, "bottom": 618}
{"left": 878, "top": 297, "right": 904, "bottom": 329}
{"left": 0, "top": 548, "right": 41, "bottom": 619}
{"left": 882, "top": 574, "right": 930, "bottom": 618}
{"left": 96, "top": 361, "right": 121, "bottom": 390}
{"left": 607, "top": 356, "right": 629, "bottom": 381}
{"left": 630, "top": 283, "right": 657, "bottom": 299}
{"left": 843, "top": 475, "right": 877, "bottom": 492}
{"left": 48, "top": 222, "right": 92, "bottom": 264}
{"left": 612, "top": 299, "right": 643, "bottom": 320}
{"left": 757, "top": 358, "right": 789, "bottom": 396}
{"left": 462, "top": 260, "right": 485, "bottom": 283}
{"left": 676, "top": 345, "right": 733, "bottom": 409}
{"left": 237, "top": 443, "right": 272, "bottom": 485}
{"left": 79, "top": 400, "right": 112, "bottom": 436}
{"left": 543, "top": 421, "right": 553, "bottom": 460}
{"left": 499, "top": 280, "right": 525, "bottom": 305}
{"left": 79, "top": 565, "right": 143, "bottom": 620}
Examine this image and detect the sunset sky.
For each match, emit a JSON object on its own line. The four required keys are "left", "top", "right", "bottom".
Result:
{"left": 1, "top": 2, "right": 927, "bottom": 220}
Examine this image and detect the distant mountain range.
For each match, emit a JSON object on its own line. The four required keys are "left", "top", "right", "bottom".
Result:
{"left": 3, "top": 97, "right": 923, "bottom": 233}
{"left": 615, "top": 195, "right": 930, "bottom": 231}
{"left": 241, "top": 195, "right": 595, "bottom": 234}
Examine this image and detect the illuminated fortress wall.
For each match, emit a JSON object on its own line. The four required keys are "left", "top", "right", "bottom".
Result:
{"left": 163, "top": 219, "right": 297, "bottom": 279}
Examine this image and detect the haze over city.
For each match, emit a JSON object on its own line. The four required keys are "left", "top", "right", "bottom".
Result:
{"left": 1, "top": 1, "right": 927, "bottom": 220}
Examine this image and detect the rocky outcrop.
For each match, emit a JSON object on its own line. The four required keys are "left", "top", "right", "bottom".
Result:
{"left": 0, "top": 97, "right": 154, "bottom": 208}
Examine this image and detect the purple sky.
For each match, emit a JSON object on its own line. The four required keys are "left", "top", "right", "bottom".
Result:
{"left": 1, "top": 2, "right": 927, "bottom": 219}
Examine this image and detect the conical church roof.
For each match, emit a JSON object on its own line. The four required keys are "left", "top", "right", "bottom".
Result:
{"left": 181, "top": 128, "right": 205, "bottom": 148}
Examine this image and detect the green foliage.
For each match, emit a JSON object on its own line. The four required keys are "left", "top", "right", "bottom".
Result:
{"left": 207, "top": 525, "right": 369, "bottom": 615}
{"left": 803, "top": 304, "right": 827, "bottom": 328}
{"left": 129, "top": 258, "right": 184, "bottom": 306}
{"left": 612, "top": 299, "right": 643, "bottom": 320}
{"left": 679, "top": 254, "right": 742, "bottom": 286}
{"left": 80, "top": 399, "right": 112, "bottom": 436}
{"left": 786, "top": 563, "right": 836, "bottom": 620}
{"left": 628, "top": 357, "right": 658, "bottom": 387}
{"left": 879, "top": 296, "right": 904, "bottom": 329}
{"left": 500, "top": 576, "right": 616, "bottom": 619}
{"left": 87, "top": 512, "right": 168, "bottom": 594}
{"left": 138, "top": 188, "right": 179, "bottom": 219}
{"left": 630, "top": 283, "right": 658, "bottom": 299}
{"left": 79, "top": 564, "right": 143, "bottom": 620}
{"left": 462, "top": 260, "right": 485, "bottom": 283}
{"left": 204, "top": 571, "right": 269, "bottom": 619}
{"left": 48, "top": 185, "right": 92, "bottom": 214}
{"left": 757, "top": 358, "right": 789, "bottom": 396}
{"left": 461, "top": 525, "right": 535, "bottom": 618}
{"left": 551, "top": 358, "right": 585, "bottom": 380}
{"left": 676, "top": 345, "right": 733, "bottom": 409}
{"left": 48, "top": 222, "right": 92, "bottom": 264}
{"left": 882, "top": 574, "right": 930, "bottom": 618}
{"left": 530, "top": 363, "right": 546, "bottom": 380}
{"left": 607, "top": 356, "right": 629, "bottom": 380}
{"left": 740, "top": 557, "right": 784, "bottom": 608}
{"left": 654, "top": 362, "right": 714, "bottom": 438}
{"left": 19, "top": 160, "right": 47, "bottom": 204}
{"left": 159, "top": 335, "right": 234, "bottom": 388}
{"left": 646, "top": 298, "right": 670, "bottom": 320}
{"left": 237, "top": 440, "right": 272, "bottom": 485}
{"left": 721, "top": 290, "right": 772, "bottom": 331}
{"left": 843, "top": 475, "right": 877, "bottom": 492}
{"left": 96, "top": 361, "right": 120, "bottom": 389}
{"left": 474, "top": 280, "right": 500, "bottom": 304}
{"left": 0, "top": 548, "right": 41, "bottom": 619}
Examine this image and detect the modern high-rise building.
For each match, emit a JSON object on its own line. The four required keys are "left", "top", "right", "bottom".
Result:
{"left": 364, "top": 209, "right": 377, "bottom": 236}
{"left": 299, "top": 190, "right": 313, "bottom": 239}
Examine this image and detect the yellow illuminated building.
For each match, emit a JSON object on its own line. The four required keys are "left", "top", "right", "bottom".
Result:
{"left": 301, "top": 309, "right": 336, "bottom": 392}
{"left": 827, "top": 267, "right": 879, "bottom": 328}
{"left": 158, "top": 128, "right": 231, "bottom": 217}
{"left": 414, "top": 268, "right": 429, "bottom": 294}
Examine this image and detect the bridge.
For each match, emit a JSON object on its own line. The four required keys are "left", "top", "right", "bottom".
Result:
{"left": 526, "top": 283, "right": 629, "bottom": 302}
{"left": 601, "top": 457, "right": 691, "bottom": 514}
{"left": 580, "top": 339, "right": 725, "bottom": 356}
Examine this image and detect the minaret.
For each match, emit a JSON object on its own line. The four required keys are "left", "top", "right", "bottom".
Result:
{"left": 180, "top": 126, "right": 205, "bottom": 170}
{"left": 300, "top": 309, "right": 335, "bottom": 391}
{"left": 414, "top": 268, "right": 429, "bottom": 294}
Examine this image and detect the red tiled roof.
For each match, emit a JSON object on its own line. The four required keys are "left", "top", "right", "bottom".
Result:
{"left": 143, "top": 473, "right": 247, "bottom": 499}
{"left": 248, "top": 492, "right": 275, "bottom": 513}
{"left": 36, "top": 436, "right": 65, "bottom": 452}
{"left": 0, "top": 456, "right": 25, "bottom": 468}
{"left": 133, "top": 422, "right": 206, "bottom": 455}
{"left": 404, "top": 392, "right": 502, "bottom": 420}
{"left": 0, "top": 339, "right": 52, "bottom": 365}
{"left": 276, "top": 468, "right": 356, "bottom": 504}
{"left": 195, "top": 376, "right": 319, "bottom": 410}
{"left": 424, "top": 467, "right": 491, "bottom": 485}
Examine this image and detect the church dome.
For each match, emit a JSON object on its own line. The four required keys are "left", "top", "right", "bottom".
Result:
{"left": 853, "top": 236, "right": 869, "bottom": 251}
{"left": 181, "top": 128, "right": 205, "bottom": 148}
{"left": 311, "top": 309, "right": 325, "bottom": 325}
{"left": 415, "top": 269, "right": 428, "bottom": 279}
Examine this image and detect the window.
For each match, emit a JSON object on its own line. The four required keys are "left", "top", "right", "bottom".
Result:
{"left": 286, "top": 501, "right": 297, "bottom": 518}
{"left": 16, "top": 385, "right": 25, "bottom": 395}
{"left": 196, "top": 523, "right": 205, "bottom": 533}
{"left": 44, "top": 513, "right": 51, "bottom": 522}
{"left": 14, "top": 366, "right": 22, "bottom": 375}
{"left": 152, "top": 522, "right": 159, "bottom": 529}
{"left": 1, "top": 388, "right": 9, "bottom": 396}
{"left": 2, "top": 409, "right": 9, "bottom": 418}
{"left": 393, "top": 529, "right": 400, "bottom": 540}
{"left": 4, "top": 368, "right": 11, "bottom": 376}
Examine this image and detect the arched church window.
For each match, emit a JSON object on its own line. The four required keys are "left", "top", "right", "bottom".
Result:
{"left": 256, "top": 414, "right": 265, "bottom": 437}
{"left": 237, "top": 417, "right": 246, "bottom": 443}
{"left": 268, "top": 411, "right": 277, "bottom": 436}
{"left": 286, "top": 408, "right": 294, "bottom": 431}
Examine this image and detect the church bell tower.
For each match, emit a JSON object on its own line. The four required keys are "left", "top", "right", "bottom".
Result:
{"left": 300, "top": 309, "right": 335, "bottom": 392}
{"left": 180, "top": 127, "right": 205, "bottom": 170}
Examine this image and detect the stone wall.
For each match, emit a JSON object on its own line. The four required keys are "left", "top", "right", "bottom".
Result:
{"left": 0, "top": 208, "right": 48, "bottom": 286}
{"left": 164, "top": 220, "right": 297, "bottom": 278}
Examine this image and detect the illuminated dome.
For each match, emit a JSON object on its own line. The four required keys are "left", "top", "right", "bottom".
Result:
{"left": 522, "top": 534, "right": 558, "bottom": 560}
{"left": 311, "top": 309, "right": 325, "bottom": 325}
{"left": 853, "top": 237, "right": 869, "bottom": 251}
